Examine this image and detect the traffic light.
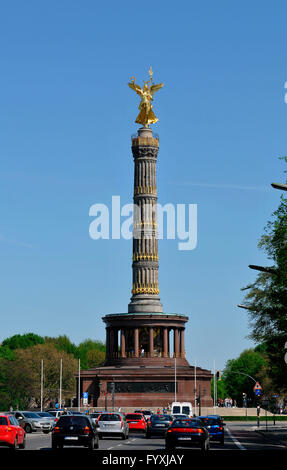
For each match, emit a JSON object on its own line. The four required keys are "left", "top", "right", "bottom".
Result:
{"left": 216, "top": 370, "right": 221, "bottom": 381}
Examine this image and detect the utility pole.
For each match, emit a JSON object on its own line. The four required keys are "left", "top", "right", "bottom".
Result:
{"left": 40, "top": 359, "right": 44, "bottom": 412}
{"left": 194, "top": 359, "right": 197, "bottom": 416}
{"left": 78, "top": 359, "right": 81, "bottom": 411}
{"left": 213, "top": 360, "right": 216, "bottom": 411}
{"left": 59, "top": 358, "right": 62, "bottom": 409}
{"left": 174, "top": 357, "right": 177, "bottom": 402}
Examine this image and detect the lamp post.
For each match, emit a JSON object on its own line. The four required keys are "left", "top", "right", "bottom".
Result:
{"left": 271, "top": 182, "right": 287, "bottom": 191}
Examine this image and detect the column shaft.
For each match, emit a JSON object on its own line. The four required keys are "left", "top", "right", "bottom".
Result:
{"left": 149, "top": 327, "right": 154, "bottom": 358}
{"left": 134, "top": 328, "right": 139, "bottom": 357}
{"left": 163, "top": 328, "right": 168, "bottom": 358}
{"left": 120, "top": 329, "right": 126, "bottom": 358}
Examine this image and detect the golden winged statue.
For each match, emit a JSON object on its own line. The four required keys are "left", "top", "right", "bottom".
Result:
{"left": 128, "top": 67, "right": 163, "bottom": 127}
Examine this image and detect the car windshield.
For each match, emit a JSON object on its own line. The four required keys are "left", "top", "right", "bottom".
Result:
{"left": 0, "top": 417, "right": 8, "bottom": 425}
{"left": 151, "top": 415, "right": 170, "bottom": 421}
{"left": 99, "top": 414, "right": 121, "bottom": 422}
{"left": 38, "top": 412, "right": 53, "bottom": 417}
{"left": 201, "top": 418, "right": 221, "bottom": 426}
{"left": 22, "top": 412, "right": 41, "bottom": 419}
{"left": 126, "top": 414, "right": 142, "bottom": 420}
{"left": 57, "top": 416, "right": 90, "bottom": 427}
{"left": 172, "top": 419, "right": 201, "bottom": 428}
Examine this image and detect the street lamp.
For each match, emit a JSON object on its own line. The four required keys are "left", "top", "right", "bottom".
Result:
{"left": 248, "top": 265, "right": 276, "bottom": 274}
{"left": 271, "top": 182, "right": 287, "bottom": 191}
{"left": 237, "top": 304, "right": 249, "bottom": 310}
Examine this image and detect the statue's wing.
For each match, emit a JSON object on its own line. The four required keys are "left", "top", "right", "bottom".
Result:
{"left": 128, "top": 82, "right": 143, "bottom": 97}
{"left": 150, "top": 83, "right": 164, "bottom": 96}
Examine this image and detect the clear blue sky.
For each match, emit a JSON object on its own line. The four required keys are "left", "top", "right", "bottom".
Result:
{"left": 1, "top": 1, "right": 287, "bottom": 371}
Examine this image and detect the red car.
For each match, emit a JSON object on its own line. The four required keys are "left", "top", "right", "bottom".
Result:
{"left": 125, "top": 413, "right": 147, "bottom": 433}
{"left": 0, "top": 414, "right": 26, "bottom": 449}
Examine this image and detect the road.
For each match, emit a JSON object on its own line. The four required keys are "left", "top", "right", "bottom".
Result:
{"left": 13, "top": 422, "right": 287, "bottom": 451}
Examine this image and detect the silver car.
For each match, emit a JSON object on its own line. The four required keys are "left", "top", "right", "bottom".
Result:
{"left": 96, "top": 412, "right": 129, "bottom": 440}
{"left": 11, "top": 411, "right": 54, "bottom": 433}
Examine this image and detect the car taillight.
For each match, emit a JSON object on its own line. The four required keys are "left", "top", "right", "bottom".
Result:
{"left": 168, "top": 428, "right": 204, "bottom": 433}
{"left": 120, "top": 418, "right": 124, "bottom": 429}
{"left": 219, "top": 426, "right": 223, "bottom": 431}
{"left": 84, "top": 426, "right": 91, "bottom": 434}
{"left": 147, "top": 420, "right": 151, "bottom": 426}
{"left": 53, "top": 426, "right": 60, "bottom": 433}
{"left": 54, "top": 418, "right": 58, "bottom": 422}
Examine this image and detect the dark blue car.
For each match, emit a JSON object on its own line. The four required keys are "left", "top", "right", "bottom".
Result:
{"left": 198, "top": 416, "right": 225, "bottom": 445}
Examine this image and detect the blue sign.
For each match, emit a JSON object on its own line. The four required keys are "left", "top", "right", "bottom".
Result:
{"left": 83, "top": 392, "right": 88, "bottom": 398}
{"left": 255, "top": 389, "right": 261, "bottom": 396}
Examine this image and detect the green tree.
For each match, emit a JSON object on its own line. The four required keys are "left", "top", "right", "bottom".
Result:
{"left": 222, "top": 349, "right": 266, "bottom": 406}
{"left": 1, "top": 333, "right": 45, "bottom": 350}
{"left": 242, "top": 160, "right": 287, "bottom": 391}
{"left": 2, "top": 343, "right": 78, "bottom": 409}
{"left": 77, "top": 339, "right": 106, "bottom": 369}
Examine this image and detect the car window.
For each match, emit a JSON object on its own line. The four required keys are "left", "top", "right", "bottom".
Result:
{"left": 22, "top": 412, "right": 41, "bottom": 419}
{"left": 151, "top": 415, "right": 169, "bottom": 421}
{"left": 57, "top": 416, "right": 90, "bottom": 427}
{"left": 202, "top": 418, "right": 221, "bottom": 425}
{"left": 172, "top": 406, "right": 181, "bottom": 414}
{"left": 99, "top": 414, "right": 121, "bottom": 421}
{"left": 172, "top": 419, "right": 201, "bottom": 428}
{"left": 0, "top": 417, "right": 8, "bottom": 425}
{"left": 126, "top": 414, "right": 142, "bottom": 420}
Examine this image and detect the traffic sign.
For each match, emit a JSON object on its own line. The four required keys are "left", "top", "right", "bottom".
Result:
{"left": 83, "top": 392, "right": 88, "bottom": 405}
{"left": 253, "top": 382, "right": 262, "bottom": 392}
{"left": 255, "top": 389, "right": 261, "bottom": 396}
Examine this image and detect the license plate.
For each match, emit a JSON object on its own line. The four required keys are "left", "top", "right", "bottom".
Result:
{"left": 155, "top": 424, "right": 165, "bottom": 427}
{"left": 178, "top": 437, "right": 192, "bottom": 440}
{"left": 64, "top": 436, "right": 78, "bottom": 440}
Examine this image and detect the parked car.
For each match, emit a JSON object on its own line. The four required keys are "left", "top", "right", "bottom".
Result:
{"left": 96, "top": 412, "right": 129, "bottom": 440}
{"left": 165, "top": 417, "right": 210, "bottom": 451}
{"left": 125, "top": 413, "right": 147, "bottom": 433}
{"left": 51, "top": 415, "right": 99, "bottom": 450}
{"left": 10, "top": 411, "right": 54, "bottom": 434}
{"left": 0, "top": 414, "right": 26, "bottom": 449}
{"left": 146, "top": 414, "right": 173, "bottom": 438}
{"left": 198, "top": 416, "right": 225, "bottom": 444}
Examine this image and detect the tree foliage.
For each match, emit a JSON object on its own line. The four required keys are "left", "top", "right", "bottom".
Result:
{"left": 1, "top": 333, "right": 45, "bottom": 350}
{"left": 242, "top": 160, "right": 287, "bottom": 392}
{"left": 0, "top": 333, "right": 106, "bottom": 410}
{"left": 222, "top": 349, "right": 266, "bottom": 406}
